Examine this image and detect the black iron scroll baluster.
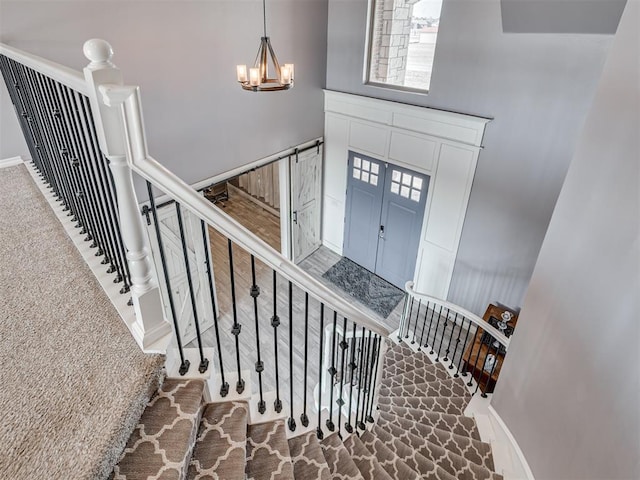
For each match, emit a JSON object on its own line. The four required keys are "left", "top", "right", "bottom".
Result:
{"left": 355, "top": 326, "right": 366, "bottom": 430}
{"left": 457, "top": 318, "right": 473, "bottom": 378}
{"left": 404, "top": 297, "right": 415, "bottom": 338}
{"left": 429, "top": 306, "right": 444, "bottom": 355}
{"left": 326, "top": 311, "right": 337, "bottom": 432}
{"left": 358, "top": 330, "right": 372, "bottom": 430}
{"left": 316, "top": 303, "right": 325, "bottom": 440}
{"left": 228, "top": 239, "right": 245, "bottom": 393}
{"left": 424, "top": 303, "right": 437, "bottom": 349}
{"left": 436, "top": 307, "right": 451, "bottom": 361}
{"left": 398, "top": 294, "right": 408, "bottom": 341}
{"left": 345, "top": 321, "right": 357, "bottom": 434}
{"left": 337, "top": 316, "right": 348, "bottom": 438}
{"left": 467, "top": 326, "right": 482, "bottom": 390}
{"left": 365, "top": 335, "right": 380, "bottom": 423}
{"left": 250, "top": 255, "right": 266, "bottom": 414}
{"left": 411, "top": 300, "right": 422, "bottom": 344}
{"left": 287, "top": 280, "right": 296, "bottom": 432}
{"left": 175, "top": 203, "right": 208, "bottom": 373}
{"left": 146, "top": 182, "right": 189, "bottom": 375}
{"left": 444, "top": 312, "right": 459, "bottom": 365}
{"left": 201, "top": 220, "right": 228, "bottom": 396}
{"left": 417, "top": 301, "right": 430, "bottom": 351}
{"left": 271, "top": 271, "right": 282, "bottom": 412}
{"left": 300, "top": 292, "right": 310, "bottom": 427}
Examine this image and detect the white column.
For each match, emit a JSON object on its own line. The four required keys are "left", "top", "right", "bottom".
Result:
{"left": 82, "top": 39, "right": 172, "bottom": 352}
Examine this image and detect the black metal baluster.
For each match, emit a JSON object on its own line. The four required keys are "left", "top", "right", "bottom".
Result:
{"left": 436, "top": 307, "right": 451, "bottom": 361}
{"left": 404, "top": 297, "right": 415, "bottom": 338}
{"left": 337, "top": 316, "right": 348, "bottom": 438}
{"left": 398, "top": 294, "right": 408, "bottom": 341}
{"left": 358, "top": 330, "right": 373, "bottom": 430}
{"left": 316, "top": 303, "right": 325, "bottom": 440}
{"left": 271, "top": 270, "right": 282, "bottom": 412}
{"left": 250, "top": 255, "right": 266, "bottom": 414}
{"left": 444, "top": 312, "right": 459, "bottom": 364}
{"left": 411, "top": 300, "right": 422, "bottom": 344}
{"left": 146, "top": 182, "right": 189, "bottom": 375}
{"left": 365, "top": 335, "right": 380, "bottom": 423}
{"left": 228, "top": 239, "right": 245, "bottom": 393}
{"left": 287, "top": 280, "right": 296, "bottom": 432}
{"left": 175, "top": 203, "right": 208, "bottom": 373}
{"left": 345, "top": 321, "right": 357, "bottom": 434}
{"left": 200, "top": 220, "right": 228, "bottom": 396}
{"left": 355, "top": 326, "right": 366, "bottom": 430}
{"left": 457, "top": 318, "right": 473, "bottom": 377}
{"left": 326, "top": 311, "right": 337, "bottom": 432}
{"left": 417, "top": 301, "right": 430, "bottom": 351}
{"left": 467, "top": 326, "right": 483, "bottom": 391}
{"left": 79, "top": 96, "right": 131, "bottom": 288}
{"left": 424, "top": 303, "right": 438, "bottom": 349}
{"left": 429, "top": 306, "right": 444, "bottom": 355}
{"left": 300, "top": 292, "right": 310, "bottom": 427}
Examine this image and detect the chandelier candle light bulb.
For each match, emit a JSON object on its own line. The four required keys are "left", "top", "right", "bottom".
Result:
{"left": 236, "top": 0, "right": 294, "bottom": 91}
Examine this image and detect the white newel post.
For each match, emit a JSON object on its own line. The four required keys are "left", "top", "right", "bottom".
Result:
{"left": 82, "top": 39, "right": 172, "bottom": 352}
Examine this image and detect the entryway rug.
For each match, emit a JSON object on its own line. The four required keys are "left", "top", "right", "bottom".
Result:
{"left": 322, "top": 257, "right": 404, "bottom": 318}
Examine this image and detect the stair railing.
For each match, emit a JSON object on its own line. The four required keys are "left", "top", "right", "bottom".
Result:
{"left": 400, "top": 281, "right": 510, "bottom": 397}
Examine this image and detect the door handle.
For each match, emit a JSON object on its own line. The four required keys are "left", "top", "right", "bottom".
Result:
{"left": 379, "top": 225, "right": 385, "bottom": 239}
{"left": 293, "top": 210, "right": 298, "bottom": 224}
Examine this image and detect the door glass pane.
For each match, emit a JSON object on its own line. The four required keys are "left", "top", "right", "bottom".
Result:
{"left": 401, "top": 185, "right": 410, "bottom": 198}
{"left": 411, "top": 189, "right": 421, "bottom": 202}
{"left": 362, "top": 159, "right": 371, "bottom": 171}
{"left": 413, "top": 177, "right": 423, "bottom": 190}
{"left": 353, "top": 168, "right": 361, "bottom": 180}
{"left": 391, "top": 182, "right": 400, "bottom": 194}
{"left": 371, "top": 174, "right": 378, "bottom": 186}
{"left": 354, "top": 157, "right": 361, "bottom": 168}
{"left": 362, "top": 172, "right": 370, "bottom": 183}
{"left": 402, "top": 173, "right": 412, "bottom": 186}
{"left": 392, "top": 170, "right": 401, "bottom": 182}
{"left": 371, "top": 163, "right": 379, "bottom": 175}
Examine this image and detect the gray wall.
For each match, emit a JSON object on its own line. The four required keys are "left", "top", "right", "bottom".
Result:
{"left": 326, "top": 0, "right": 613, "bottom": 314}
{"left": 0, "top": 0, "right": 328, "bottom": 197}
{"left": 493, "top": 2, "right": 639, "bottom": 478}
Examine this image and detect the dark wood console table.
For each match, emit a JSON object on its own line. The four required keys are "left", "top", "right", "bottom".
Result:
{"left": 462, "top": 304, "right": 518, "bottom": 394}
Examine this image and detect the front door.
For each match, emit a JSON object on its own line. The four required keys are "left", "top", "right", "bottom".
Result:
{"left": 343, "top": 151, "right": 429, "bottom": 288}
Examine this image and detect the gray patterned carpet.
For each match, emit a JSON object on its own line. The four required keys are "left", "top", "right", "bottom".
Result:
{"left": 322, "top": 257, "right": 404, "bottom": 318}
{"left": 112, "top": 339, "right": 504, "bottom": 480}
{"left": 0, "top": 164, "right": 165, "bottom": 480}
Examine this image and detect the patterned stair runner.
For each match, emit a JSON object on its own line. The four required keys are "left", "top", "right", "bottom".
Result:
{"left": 110, "top": 339, "right": 504, "bottom": 479}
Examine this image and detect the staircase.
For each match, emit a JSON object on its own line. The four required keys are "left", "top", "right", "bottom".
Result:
{"left": 111, "top": 341, "right": 503, "bottom": 479}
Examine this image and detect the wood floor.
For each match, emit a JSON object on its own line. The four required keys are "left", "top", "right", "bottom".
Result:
{"left": 187, "top": 191, "right": 403, "bottom": 418}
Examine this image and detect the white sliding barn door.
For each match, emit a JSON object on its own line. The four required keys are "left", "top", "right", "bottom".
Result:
{"left": 146, "top": 202, "right": 216, "bottom": 345}
{"left": 291, "top": 147, "right": 323, "bottom": 263}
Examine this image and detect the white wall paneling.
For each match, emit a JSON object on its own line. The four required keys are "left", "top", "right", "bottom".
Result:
{"left": 323, "top": 90, "right": 489, "bottom": 298}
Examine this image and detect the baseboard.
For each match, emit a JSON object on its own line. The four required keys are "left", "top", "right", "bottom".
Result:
{"left": 0, "top": 156, "right": 26, "bottom": 168}
{"left": 488, "top": 405, "right": 536, "bottom": 480}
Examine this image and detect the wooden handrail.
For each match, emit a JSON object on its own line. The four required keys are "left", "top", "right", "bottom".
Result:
{"left": 404, "top": 281, "right": 510, "bottom": 348}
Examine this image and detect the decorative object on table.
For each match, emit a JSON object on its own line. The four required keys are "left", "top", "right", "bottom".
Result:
{"left": 236, "top": 0, "right": 294, "bottom": 92}
{"left": 322, "top": 257, "right": 404, "bottom": 319}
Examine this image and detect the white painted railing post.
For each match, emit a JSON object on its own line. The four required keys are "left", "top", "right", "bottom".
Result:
{"left": 82, "top": 39, "right": 172, "bottom": 352}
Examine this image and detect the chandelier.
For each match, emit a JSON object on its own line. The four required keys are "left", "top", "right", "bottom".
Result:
{"left": 236, "top": 0, "right": 294, "bottom": 92}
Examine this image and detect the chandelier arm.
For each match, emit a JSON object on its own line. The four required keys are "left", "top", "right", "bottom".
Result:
{"left": 266, "top": 38, "right": 282, "bottom": 79}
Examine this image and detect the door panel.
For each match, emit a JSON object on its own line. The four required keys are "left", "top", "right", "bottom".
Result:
{"left": 146, "top": 203, "right": 215, "bottom": 345}
{"left": 343, "top": 152, "right": 386, "bottom": 271}
{"left": 292, "top": 148, "right": 323, "bottom": 263}
{"left": 376, "top": 165, "right": 429, "bottom": 288}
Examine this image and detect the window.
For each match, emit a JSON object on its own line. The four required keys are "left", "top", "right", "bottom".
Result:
{"left": 366, "top": 0, "right": 443, "bottom": 93}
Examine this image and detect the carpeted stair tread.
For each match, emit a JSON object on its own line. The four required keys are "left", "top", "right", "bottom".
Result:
{"left": 383, "top": 341, "right": 423, "bottom": 368}
{"left": 383, "top": 348, "right": 446, "bottom": 379}
{"left": 112, "top": 379, "right": 205, "bottom": 480}
{"left": 379, "top": 377, "right": 471, "bottom": 399}
{"left": 378, "top": 418, "right": 502, "bottom": 480}
{"left": 320, "top": 432, "right": 365, "bottom": 480}
{"left": 378, "top": 394, "right": 469, "bottom": 415}
{"left": 380, "top": 363, "right": 451, "bottom": 389}
{"left": 359, "top": 430, "right": 421, "bottom": 480}
{"left": 371, "top": 425, "right": 457, "bottom": 480}
{"left": 246, "top": 420, "right": 294, "bottom": 480}
{"left": 288, "top": 431, "right": 331, "bottom": 480}
{"left": 378, "top": 410, "right": 494, "bottom": 470}
{"left": 378, "top": 404, "right": 481, "bottom": 440}
{"left": 343, "top": 433, "right": 393, "bottom": 480}
{"left": 187, "top": 401, "right": 249, "bottom": 480}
